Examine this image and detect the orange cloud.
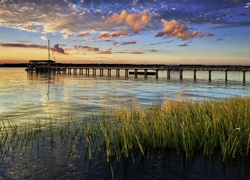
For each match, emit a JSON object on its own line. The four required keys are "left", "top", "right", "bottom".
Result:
{"left": 156, "top": 19, "right": 213, "bottom": 40}
{"left": 77, "top": 32, "right": 90, "bottom": 37}
{"left": 105, "top": 10, "right": 150, "bottom": 33}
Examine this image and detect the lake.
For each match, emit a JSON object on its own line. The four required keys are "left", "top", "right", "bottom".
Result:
{"left": 0, "top": 67, "right": 250, "bottom": 179}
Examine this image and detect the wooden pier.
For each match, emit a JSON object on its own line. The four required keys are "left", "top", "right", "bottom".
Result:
{"left": 26, "top": 62, "right": 250, "bottom": 82}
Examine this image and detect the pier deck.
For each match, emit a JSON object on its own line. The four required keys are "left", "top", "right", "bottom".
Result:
{"left": 26, "top": 63, "right": 250, "bottom": 82}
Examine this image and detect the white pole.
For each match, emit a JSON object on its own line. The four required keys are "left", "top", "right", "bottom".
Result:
{"left": 48, "top": 39, "right": 50, "bottom": 60}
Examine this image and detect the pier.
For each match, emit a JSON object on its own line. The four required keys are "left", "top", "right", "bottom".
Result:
{"left": 26, "top": 62, "right": 250, "bottom": 82}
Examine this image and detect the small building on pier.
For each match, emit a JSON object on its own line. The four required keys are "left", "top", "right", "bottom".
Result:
{"left": 26, "top": 60, "right": 55, "bottom": 71}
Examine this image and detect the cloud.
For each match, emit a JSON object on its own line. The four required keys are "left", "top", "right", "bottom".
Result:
{"left": 0, "top": 43, "right": 45, "bottom": 49}
{"left": 77, "top": 32, "right": 90, "bottom": 37}
{"left": 156, "top": 19, "right": 213, "bottom": 40}
{"left": 97, "top": 50, "right": 112, "bottom": 54}
{"left": 148, "top": 50, "right": 158, "bottom": 53}
{"left": 150, "top": 39, "right": 174, "bottom": 45}
{"left": 178, "top": 41, "right": 193, "bottom": 47}
{"left": 82, "top": 46, "right": 99, "bottom": 52}
{"left": 0, "top": 0, "right": 249, "bottom": 38}
{"left": 17, "top": 40, "right": 31, "bottom": 43}
{"left": 0, "top": 0, "right": 105, "bottom": 35}
{"left": 121, "top": 40, "right": 137, "bottom": 45}
{"left": 0, "top": 42, "right": 67, "bottom": 54}
{"left": 245, "top": 2, "right": 250, "bottom": 8}
{"left": 74, "top": 45, "right": 110, "bottom": 53}
{"left": 115, "top": 51, "right": 143, "bottom": 54}
{"left": 66, "top": 34, "right": 75, "bottom": 39}
{"left": 131, "top": 51, "right": 144, "bottom": 54}
{"left": 65, "top": 32, "right": 90, "bottom": 39}
{"left": 104, "top": 10, "right": 150, "bottom": 33}
{"left": 41, "top": 36, "right": 48, "bottom": 41}
{"left": 216, "top": 37, "right": 224, "bottom": 41}
{"left": 52, "top": 44, "right": 66, "bottom": 54}
{"left": 96, "top": 32, "right": 129, "bottom": 39}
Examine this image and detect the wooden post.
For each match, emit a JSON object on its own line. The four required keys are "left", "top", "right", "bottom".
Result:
{"left": 194, "top": 70, "right": 197, "bottom": 81}
{"left": 156, "top": 69, "right": 159, "bottom": 79}
{"left": 167, "top": 70, "right": 170, "bottom": 80}
{"left": 125, "top": 69, "right": 129, "bottom": 78}
{"left": 116, "top": 69, "right": 120, "bottom": 77}
{"left": 225, "top": 70, "right": 228, "bottom": 82}
{"left": 180, "top": 69, "right": 183, "bottom": 80}
{"left": 135, "top": 69, "right": 138, "bottom": 78}
{"left": 93, "top": 69, "right": 96, "bottom": 76}
{"left": 144, "top": 69, "right": 148, "bottom": 79}
{"left": 100, "top": 69, "right": 103, "bottom": 77}
{"left": 243, "top": 70, "right": 246, "bottom": 82}
{"left": 73, "top": 68, "right": 77, "bottom": 74}
{"left": 108, "top": 69, "right": 111, "bottom": 77}
{"left": 86, "top": 69, "right": 89, "bottom": 75}
{"left": 208, "top": 70, "right": 212, "bottom": 82}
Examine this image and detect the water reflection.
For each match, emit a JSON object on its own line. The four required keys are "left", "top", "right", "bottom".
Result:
{"left": 1, "top": 68, "right": 250, "bottom": 122}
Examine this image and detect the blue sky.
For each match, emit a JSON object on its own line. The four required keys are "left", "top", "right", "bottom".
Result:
{"left": 0, "top": 0, "right": 250, "bottom": 64}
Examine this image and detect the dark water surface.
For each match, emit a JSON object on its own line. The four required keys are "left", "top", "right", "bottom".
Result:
{"left": 1, "top": 140, "right": 249, "bottom": 179}
{"left": 1, "top": 68, "right": 250, "bottom": 179}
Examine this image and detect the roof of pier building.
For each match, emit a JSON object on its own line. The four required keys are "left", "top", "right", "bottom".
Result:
{"left": 28, "top": 60, "right": 55, "bottom": 64}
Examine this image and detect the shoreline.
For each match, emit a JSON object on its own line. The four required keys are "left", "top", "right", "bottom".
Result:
{"left": 0, "top": 63, "right": 27, "bottom": 67}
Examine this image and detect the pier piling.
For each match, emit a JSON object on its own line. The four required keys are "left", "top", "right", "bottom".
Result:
{"left": 208, "top": 70, "right": 212, "bottom": 82}
{"left": 116, "top": 69, "right": 120, "bottom": 77}
{"left": 180, "top": 69, "right": 183, "bottom": 80}
{"left": 167, "top": 70, "right": 171, "bottom": 80}
{"left": 225, "top": 70, "right": 228, "bottom": 82}
{"left": 243, "top": 70, "right": 246, "bottom": 82}
{"left": 125, "top": 69, "right": 129, "bottom": 78}
{"left": 100, "top": 69, "right": 104, "bottom": 77}
{"left": 135, "top": 69, "right": 138, "bottom": 78}
{"left": 156, "top": 70, "right": 159, "bottom": 79}
{"left": 144, "top": 69, "right": 148, "bottom": 79}
{"left": 108, "top": 69, "right": 111, "bottom": 77}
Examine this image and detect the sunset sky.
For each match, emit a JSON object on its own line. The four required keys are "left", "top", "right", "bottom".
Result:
{"left": 0, "top": 0, "right": 250, "bottom": 64}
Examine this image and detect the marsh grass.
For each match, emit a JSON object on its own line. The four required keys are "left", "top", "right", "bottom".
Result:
{"left": 1, "top": 96, "right": 250, "bottom": 162}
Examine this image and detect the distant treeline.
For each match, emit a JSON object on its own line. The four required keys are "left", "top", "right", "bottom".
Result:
{"left": 0, "top": 63, "right": 27, "bottom": 67}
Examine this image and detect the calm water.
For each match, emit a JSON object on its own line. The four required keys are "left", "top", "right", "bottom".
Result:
{"left": 1, "top": 68, "right": 250, "bottom": 121}
{"left": 1, "top": 68, "right": 250, "bottom": 179}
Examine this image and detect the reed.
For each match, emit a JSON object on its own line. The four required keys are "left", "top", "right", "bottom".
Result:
{"left": 1, "top": 96, "right": 250, "bottom": 162}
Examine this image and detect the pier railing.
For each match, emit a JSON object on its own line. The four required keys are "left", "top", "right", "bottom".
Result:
{"left": 26, "top": 63, "right": 250, "bottom": 82}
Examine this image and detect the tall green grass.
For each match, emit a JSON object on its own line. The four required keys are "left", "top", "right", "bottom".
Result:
{"left": 1, "top": 96, "right": 250, "bottom": 162}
